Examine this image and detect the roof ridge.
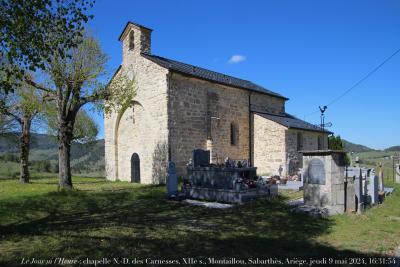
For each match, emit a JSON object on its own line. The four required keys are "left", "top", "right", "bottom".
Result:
{"left": 143, "top": 53, "right": 253, "bottom": 83}
{"left": 254, "top": 112, "right": 332, "bottom": 134}
{"left": 141, "top": 53, "right": 288, "bottom": 100}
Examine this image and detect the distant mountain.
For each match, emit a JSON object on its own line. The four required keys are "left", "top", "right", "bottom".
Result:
{"left": 0, "top": 133, "right": 104, "bottom": 175}
{"left": 0, "top": 133, "right": 58, "bottom": 152}
{"left": 385, "top": 146, "right": 400, "bottom": 152}
{"left": 0, "top": 133, "right": 386, "bottom": 175}
{"left": 342, "top": 139, "right": 375, "bottom": 153}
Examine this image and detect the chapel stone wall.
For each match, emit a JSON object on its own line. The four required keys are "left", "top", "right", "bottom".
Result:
{"left": 104, "top": 24, "right": 169, "bottom": 184}
{"left": 168, "top": 73, "right": 250, "bottom": 177}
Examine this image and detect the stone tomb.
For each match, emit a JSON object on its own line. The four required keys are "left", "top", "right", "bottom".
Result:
{"left": 187, "top": 149, "right": 277, "bottom": 203}
{"left": 302, "top": 150, "right": 355, "bottom": 215}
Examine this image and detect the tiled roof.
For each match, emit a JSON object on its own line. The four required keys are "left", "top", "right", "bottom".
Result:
{"left": 256, "top": 112, "right": 333, "bottom": 134}
{"left": 142, "top": 53, "right": 288, "bottom": 100}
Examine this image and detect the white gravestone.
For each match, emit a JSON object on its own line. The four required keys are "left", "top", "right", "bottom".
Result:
{"left": 396, "top": 164, "right": 400, "bottom": 184}
{"left": 368, "top": 174, "right": 379, "bottom": 205}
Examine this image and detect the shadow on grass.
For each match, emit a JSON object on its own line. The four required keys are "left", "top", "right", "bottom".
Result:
{"left": 0, "top": 184, "right": 387, "bottom": 266}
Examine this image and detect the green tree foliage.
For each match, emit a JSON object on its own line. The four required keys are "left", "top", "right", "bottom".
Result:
{"left": 28, "top": 34, "right": 135, "bottom": 189}
{"left": 46, "top": 108, "right": 99, "bottom": 144}
{"left": 73, "top": 111, "right": 99, "bottom": 143}
{"left": 328, "top": 135, "right": 351, "bottom": 166}
{"left": 328, "top": 135, "right": 345, "bottom": 150}
{"left": 0, "top": 0, "right": 95, "bottom": 92}
{"left": 0, "top": 80, "right": 44, "bottom": 182}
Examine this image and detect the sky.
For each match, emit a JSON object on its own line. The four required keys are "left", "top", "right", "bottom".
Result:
{"left": 87, "top": 0, "right": 400, "bottom": 150}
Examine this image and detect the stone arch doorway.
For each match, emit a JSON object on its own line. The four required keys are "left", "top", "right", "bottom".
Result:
{"left": 114, "top": 100, "right": 143, "bottom": 181}
{"left": 131, "top": 153, "right": 140, "bottom": 183}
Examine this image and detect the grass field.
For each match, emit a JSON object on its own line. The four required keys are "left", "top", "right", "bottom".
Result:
{"left": 0, "top": 176, "right": 399, "bottom": 266}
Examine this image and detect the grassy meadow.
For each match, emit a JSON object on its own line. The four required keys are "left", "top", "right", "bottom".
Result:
{"left": 0, "top": 174, "right": 399, "bottom": 266}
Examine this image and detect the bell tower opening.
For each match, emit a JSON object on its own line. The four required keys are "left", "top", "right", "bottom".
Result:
{"left": 119, "top": 21, "right": 152, "bottom": 58}
{"left": 128, "top": 31, "right": 135, "bottom": 51}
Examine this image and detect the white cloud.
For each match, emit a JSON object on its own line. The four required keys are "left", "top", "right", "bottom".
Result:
{"left": 228, "top": 55, "right": 246, "bottom": 64}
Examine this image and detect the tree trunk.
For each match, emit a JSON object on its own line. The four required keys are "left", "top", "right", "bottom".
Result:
{"left": 58, "top": 123, "right": 74, "bottom": 189}
{"left": 19, "top": 116, "right": 32, "bottom": 183}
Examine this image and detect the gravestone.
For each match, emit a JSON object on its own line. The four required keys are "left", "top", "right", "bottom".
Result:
{"left": 166, "top": 161, "right": 178, "bottom": 198}
{"left": 302, "top": 150, "right": 354, "bottom": 214}
{"left": 354, "top": 172, "right": 364, "bottom": 213}
{"left": 347, "top": 167, "right": 378, "bottom": 207}
{"left": 378, "top": 163, "right": 384, "bottom": 192}
{"left": 396, "top": 164, "right": 400, "bottom": 184}
{"left": 368, "top": 174, "right": 379, "bottom": 205}
{"left": 192, "top": 149, "right": 210, "bottom": 167}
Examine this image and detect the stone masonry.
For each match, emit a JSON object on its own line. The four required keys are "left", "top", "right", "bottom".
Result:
{"left": 104, "top": 22, "right": 330, "bottom": 184}
{"left": 104, "top": 23, "right": 169, "bottom": 184}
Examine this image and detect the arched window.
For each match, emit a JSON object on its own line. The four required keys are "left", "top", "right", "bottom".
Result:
{"left": 297, "top": 132, "right": 303, "bottom": 151}
{"left": 230, "top": 122, "right": 238, "bottom": 146}
{"left": 128, "top": 31, "right": 135, "bottom": 51}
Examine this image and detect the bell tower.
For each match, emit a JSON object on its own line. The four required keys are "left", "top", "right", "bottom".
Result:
{"left": 119, "top": 21, "right": 152, "bottom": 62}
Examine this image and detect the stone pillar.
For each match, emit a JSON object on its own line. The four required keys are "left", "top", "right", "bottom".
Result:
{"left": 207, "top": 139, "right": 214, "bottom": 164}
{"left": 302, "top": 150, "right": 353, "bottom": 215}
{"left": 396, "top": 164, "right": 400, "bottom": 183}
{"left": 378, "top": 163, "right": 384, "bottom": 192}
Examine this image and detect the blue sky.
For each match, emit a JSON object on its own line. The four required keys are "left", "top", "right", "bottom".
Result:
{"left": 88, "top": 0, "right": 400, "bottom": 150}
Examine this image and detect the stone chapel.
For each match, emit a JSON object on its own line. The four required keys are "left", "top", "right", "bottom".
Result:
{"left": 104, "top": 21, "right": 330, "bottom": 184}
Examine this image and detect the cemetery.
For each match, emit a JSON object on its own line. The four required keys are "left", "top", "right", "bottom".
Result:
{"left": 166, "top": 148, "right": 396, "bottom": 218}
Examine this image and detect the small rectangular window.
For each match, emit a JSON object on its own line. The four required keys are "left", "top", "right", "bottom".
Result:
{"left": 230, "top": 123, "right": 238, "bottom": 146}
{"left": 318, "top": 136, "right": 323, "bottom": 150}
{"left": 297, "top": 132, "right": 303, "bottom": 151}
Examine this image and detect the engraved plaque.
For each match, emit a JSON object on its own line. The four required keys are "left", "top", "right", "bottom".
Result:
{"left": 308, "top": 159, "right": 326, "bottom": 185}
